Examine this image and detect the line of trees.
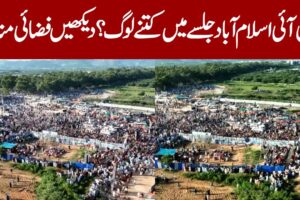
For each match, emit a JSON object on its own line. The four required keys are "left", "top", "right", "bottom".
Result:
{"left": 155, "top": 62, "right": 291, "bottom": 90}
{"left": 0, "top": 68, "right": 155, "bottom": 94}
{"left": 233, "top": 70, "right": 300, "bottom": 84}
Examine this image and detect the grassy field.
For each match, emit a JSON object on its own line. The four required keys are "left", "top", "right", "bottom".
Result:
{"left": 220, "top": 81, "right": 300, "bottom": 103}
{"left": 108, "top": 86, "right": 155, "bottom": 107}
{"left": 243, "top": 147, "right": 263, "bottom": 165}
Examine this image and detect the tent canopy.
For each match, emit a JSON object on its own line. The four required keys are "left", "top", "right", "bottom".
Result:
{"left": 72, "top": 162, "right": 94, "bottom": 170}
{"left": 155, "top": 148, "right": 176, "bottom": 156}
{"left": 0, "top": 142, "right": 17, "bottom": 149}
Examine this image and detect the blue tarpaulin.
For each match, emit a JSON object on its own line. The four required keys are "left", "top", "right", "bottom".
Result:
{"left": 255, "top": 165, "right": 285, "bottom": 173}
{"left": 1, "top": 154, "right": 14, "bottom": 160}
{"left": 72, "top": 162, "right": 94, "bottom": 170}
{"left": 155, "top": 148, "right": 176, "bottom": 156}
{"left": 176, "top": 95, "right": 188, "bottom": 100}
{"left": 0, "top": 142, "right": 17, "bottom": 149}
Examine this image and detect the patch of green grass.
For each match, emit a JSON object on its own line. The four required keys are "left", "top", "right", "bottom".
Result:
{"left": 243, "top": 147, "right": 263, "bottom": 165}
{"left": 184, "top": 171, "right": 255, "bottom": 186}
{"left": 70, "top": 148, "right": 94, "bottom": 161}
{"left": 108, "top": 86, "right": 155, "bottom": 107}
{"left": 221, "top": 81, "right": 300, "bottom": 103}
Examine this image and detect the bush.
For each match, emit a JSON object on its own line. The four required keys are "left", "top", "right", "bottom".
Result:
{"left": 138, "top": 91, "right": 145, "bottom": 96}
{"left": 160, "top": 155, "right": 173, "bottom": 166}
{"left": 0, "top": 147, "right": 4, "bottom": 156}
{"left": 12, "top": 163, "right": 44, "bottom": 174}
{"left": 36, "top": 169, "right": 80, "bottom": 200}
{"left": 235, "top": 181, "right": 294, "bottom": 200}
{"left": 184, "top": 171, "right": 227, "bottom": 183}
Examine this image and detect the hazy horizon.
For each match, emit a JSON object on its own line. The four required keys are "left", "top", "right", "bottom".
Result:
{"left": 0, "top": 59, "right": 288, "bottom": 74}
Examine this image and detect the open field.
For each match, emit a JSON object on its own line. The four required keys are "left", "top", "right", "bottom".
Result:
{"left": 154, "top": 170, "right": 234, "bottom": 200}
{"left": 0, "top": 162, "right": 39, "bottom": 200}
{"left": 107, "top": 86, "right": 155, "bottom": 107}
{"left": 220, "top": 81, "right": 300, "bottom": 103}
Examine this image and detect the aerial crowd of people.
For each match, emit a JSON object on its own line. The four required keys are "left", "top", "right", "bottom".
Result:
{"left": 0, "top": 84, "right": 300, "bottom": 199}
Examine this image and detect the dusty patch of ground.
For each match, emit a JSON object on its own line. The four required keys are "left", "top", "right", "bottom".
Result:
{"left": 0, "top": 161, "right": 39, "bottom": 200}
{"left": 34, "top": 142, "right": 90, "bottom": 162}
{"left": 194, "top": 85, "right": 225, "bottom": 97}
{"left": 154, "top": 170, "right": 234, "bottom": 200}
{"left": 81, "top": 90, "right": 116, "bottom": 101}
{"left": 293, "top": 176, "right": 300, "bottom": 198}
{"left": 185, "top": 143, "right": 251, "bottom": 166}
{"left": 124, "top": 175, "right": 155, "bottom": 200}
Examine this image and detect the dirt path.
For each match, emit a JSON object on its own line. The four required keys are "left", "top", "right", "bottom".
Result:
{"left": 294, "top": 176, "right": 300, "bottom": 197}
{"left": 125, "top": 175, "right": 155, "bottom": 200}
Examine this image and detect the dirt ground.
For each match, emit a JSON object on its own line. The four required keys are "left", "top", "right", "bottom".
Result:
{"left": 293, "top": 176, "right": 300, "bottom": 199}
{"left": 80, "top": 90, "right": 116, "bottom": 101}
{"left": 124, "top": 175, "right": 156, "bottom": 200}
{"left": 185, "top": 142, "right": 254, "bottom": 166}
{"left": 194, "top": 86, "right": 225, "bottom": 97}
{"left": 154, "top": 170, "right": 234, "bottom": 200}
{"left": 34, "top": 142, "right": 89, "bottom": 162}
{"left": 0, "top": 161, "right": 39, "bottom": 200}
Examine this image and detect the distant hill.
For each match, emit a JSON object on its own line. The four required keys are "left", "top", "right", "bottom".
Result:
{"left": 0, "top": 59, "right": 284, "bottom": 74}
{"left": 0, "top": 60, "right": 156, "bottom": 74}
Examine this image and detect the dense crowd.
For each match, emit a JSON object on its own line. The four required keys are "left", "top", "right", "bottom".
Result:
{"left": 175, "top": 146, "right": 232, "bottom": 163}
{"left": 160, "top": 84, "right": 216, "bottom": 97}
{"left": 44, "top": 147, "right": 66, "bottom": 158}
{"left": 157, "top": 95, "right": 300, "bottom": 140}
{"left": 262, "top": 145, "right": 291, "bottom": 165}
{"left": 0, "top": 95, "right": 185, "bottom": 199}
{"left": 0, "top": 96, "right": 156, "bottom": 145}
{"left": 1, "top": 89, "right": 300, "bottom": 198}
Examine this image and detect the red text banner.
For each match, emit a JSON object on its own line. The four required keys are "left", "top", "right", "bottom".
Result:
{"left": 0, "top": 0, "right": 299, "bottom": 58}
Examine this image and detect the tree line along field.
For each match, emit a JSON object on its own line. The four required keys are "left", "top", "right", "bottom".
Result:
{"left": 1, "top": 62, "right": 300, "bottom": 106}
{"left": 0, "top": 68, "right": 156, "bottom": 107}
{"left": 220, "top": 81, "right": 300, "bottom": 103}
{"left": 154, "top": 62, "right": 300, "bottom": 103}
{"left": 0, "top": 68, "right": 155, "bottom": 94}
{"left": 154, "top": 62, "right": 292, "bottom": 90}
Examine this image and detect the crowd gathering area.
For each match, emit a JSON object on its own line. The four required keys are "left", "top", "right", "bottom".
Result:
{"left": 1, "top": 85, "right": 300, "bottom": 200}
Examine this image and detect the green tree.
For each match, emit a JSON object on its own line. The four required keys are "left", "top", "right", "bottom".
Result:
{"left": 160, "top": 155, "right": 173, "bottom": 166}
{"left": 36, "top": 169, "right": 80, "bottom": 200}
{"left": 1, "top": 75, "right": 16, "bottom": 93}
{"left": 0, "top": 146, "right": 4, "bottom": 156}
